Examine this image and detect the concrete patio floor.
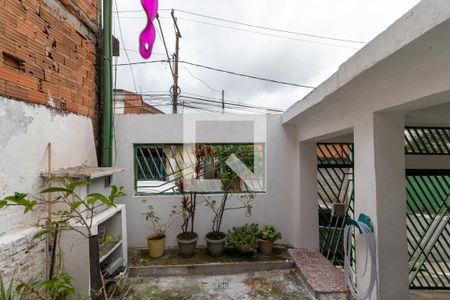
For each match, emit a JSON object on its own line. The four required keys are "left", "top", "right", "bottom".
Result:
{"left": 125, "top": 269, "right": 316, "bottom": 300}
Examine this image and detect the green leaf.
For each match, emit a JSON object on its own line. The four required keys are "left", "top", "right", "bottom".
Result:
{"left": 69, "top": 200, "right": 84, "bottom": 211}
{"left": 30, "top": 279, "right": 47, "bottom": 289}
{"left": 0, "top": 200, "right": 7, "bottom": 209}
{"left": 87, "top": 193, "right": 110, "bottom": 206}
{"left": 33, "top": 229, "right": 52, "bottom": 240}
{"left": 40, "top": 187, "right": 72, "bottom": 194}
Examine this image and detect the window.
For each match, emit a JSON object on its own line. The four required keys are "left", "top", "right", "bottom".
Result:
{"left": 134, "top": 144, "right": 265, "bottom": 195}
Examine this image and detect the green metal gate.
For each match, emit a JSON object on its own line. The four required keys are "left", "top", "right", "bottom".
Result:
{"left": 405, "top": 127, "right": 450, "bottom": 289}
{"left": 318, "top": 129, "right": 450, "bottom": 290}
{"left": 317, "top": 143, "right": 354, "bottom": 266}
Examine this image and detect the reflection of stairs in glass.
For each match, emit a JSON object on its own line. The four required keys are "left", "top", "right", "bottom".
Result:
{"left": 408, "top": 196, "right": 450, "bottom": 284}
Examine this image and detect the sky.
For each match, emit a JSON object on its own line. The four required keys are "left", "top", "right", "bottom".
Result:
{"left": 113, "top": 0, "right": 421, "bottom": 113}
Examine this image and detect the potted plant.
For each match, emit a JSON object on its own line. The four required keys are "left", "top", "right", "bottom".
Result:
{"left": 227, "top": 223, "right": 260, "bottom": 256}
{"left": 259, "top": 225, "right": 282, "bottom": 255}
{"left": 204, "top": 193, "right": 254, "bottom": 257}
{"left": 171, "top": 188, "right": 199, "bottom": 258}
{"left": 172, "top": 144, "right": 212, "bottom": 258}
{"left": 143, "top": 200, "right": 173, "bottom": 258}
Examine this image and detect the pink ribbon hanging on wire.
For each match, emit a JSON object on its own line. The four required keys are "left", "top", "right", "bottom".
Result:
{"left": 139, "top": 0, "right": 158, "bottom": 59}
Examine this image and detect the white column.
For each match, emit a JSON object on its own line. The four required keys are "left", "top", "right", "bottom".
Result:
{"left": 354, "top": 113, "right": 408, "bottom": 300}
{"left": 297, "top": 141, "right": 319, "bottom": 249}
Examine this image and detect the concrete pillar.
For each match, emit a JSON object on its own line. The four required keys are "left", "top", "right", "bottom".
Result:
{"left": 354, "top": 113, "right": 408, "bottom": 300}
{"left": 297, "top": 141, "right": 319, "bottom": 249}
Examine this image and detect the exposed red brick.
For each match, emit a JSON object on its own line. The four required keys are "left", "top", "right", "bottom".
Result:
{"left": 0, "top": 0, "right": 97, "bottom": 117}
{"left": 0, "top": 67, "right": 38, "bottom": 89}
{"left": 21, "top": 0, "right": 39, "bottom": 13}
{"left": 77, "top": 104, "right": 89, "bottom": 116}
{"left": 4, "top": 0, "right": 27, "bottom": 20}
{"left": 0, "top": 79, "right": 6, "bottom": 94}
{"left": 5, "top": 81, "right": 29, "bottom": 100}
{"left": 27, "top": 89, "right": 46, "bottom": 104}
{"left": 0, "top": 8, "right": 17, "bottom": 27}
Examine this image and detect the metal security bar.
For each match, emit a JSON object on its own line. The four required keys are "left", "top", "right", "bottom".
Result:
{"left": 405, "top": 127, "right": 450, "bottom": 155}
{"left": 317, "top": 143, "right": 355, "bottom": 266}
{"left": 406, "top": 171, "right": 450, "bottom": 289}
{"left": 134, "top": 143, "right": 265, "bottom": 194}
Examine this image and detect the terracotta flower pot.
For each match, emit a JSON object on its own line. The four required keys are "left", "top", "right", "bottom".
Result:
{"left": 147, "top": 233, "right": 166, "bottom": 258}
{"left": 259, "top": 239, "right": 273, "bottom": 255}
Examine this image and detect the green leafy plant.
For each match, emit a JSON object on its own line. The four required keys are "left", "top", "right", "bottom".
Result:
{"left": 227, "top": 223, "right": 260, "bottom": 255}
{"left": 0, "top": 178, "right": 126, "bottom": 299}
{"left": 101, "top": 234, "right": 122, "bottom": 245}
{"left": 260, "top": 225, "right": 282, "bottom": 242}
{"left": 17, "top": 272, "right": 75, "bottom": 300}
{"left": 0, "top": 276, "right": 28, "bottom": 300}
{"left": 172, "top": 144, "right": 212, "bottom": 240}
{"left": 204, "top": 193, "right": 254, "bottom": 239}
{"left": 143, "top": 200, "right": 174, "bottom": 239}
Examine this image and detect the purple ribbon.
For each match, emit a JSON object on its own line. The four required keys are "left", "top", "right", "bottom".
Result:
{"left": 139, "top": 0, "right": 158, "bottom": 59}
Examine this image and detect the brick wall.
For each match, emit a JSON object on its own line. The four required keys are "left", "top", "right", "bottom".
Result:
{"left": 115, "top": 89, "right": 164, "bottom": 115}
{"left": 0, "top": 228, "right": 46, "bottom": 284}
{"left": 0, "top": 0, "right": 98, "bottom": 118}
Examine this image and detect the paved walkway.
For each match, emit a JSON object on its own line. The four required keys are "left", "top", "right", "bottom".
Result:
{"left": 125, "top": 269, "right": 316, "bottom": 300}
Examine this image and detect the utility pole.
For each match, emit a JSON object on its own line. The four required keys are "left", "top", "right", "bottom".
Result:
{"left": 222, "top": 90, "right": 225, "bottom": 114}
{"left": 171, "top": 9, "right": 182, "bottom": 114}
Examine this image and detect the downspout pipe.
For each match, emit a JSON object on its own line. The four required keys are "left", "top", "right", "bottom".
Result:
{"left": 102, "top": 0, "right": 113, "bottom": 167}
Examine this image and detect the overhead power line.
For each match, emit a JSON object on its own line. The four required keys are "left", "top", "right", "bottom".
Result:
{"left": 117, "top": 90, "right": 285, "bottom": 112}
{"left": 179, "top": 95, "right": 284, "bottom": 112}
{"left": 177, "top": 17, "right": 359, "bottom": 50}
{"left": 114, "top": 59, "right": 314, "bottom": 89}
{"left": 175, "top": 9, "right": 366, "bottom": 44}
{"left": 114, "top": 59, "right": 169, "bottom": 66}
{"left": 179, "top": 61, "right": 315, "bottom": 89}
{"left": 114, "top": 0, "right": 138, "bottom": 93}
{"left": 155, "top": 14, "right": 175, "bottom": 80}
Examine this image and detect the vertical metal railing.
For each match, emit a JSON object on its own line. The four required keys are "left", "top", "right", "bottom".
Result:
{"left": 405, "top": 127, "right": 450, "bottom": 289}
{"left": 317, "top": 143, "right": 355, "bottom": 267}
{"left": 406, "top": 171, "right": 450, "bottom": 289}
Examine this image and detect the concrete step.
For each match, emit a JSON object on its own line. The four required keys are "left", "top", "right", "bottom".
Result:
{"left": 288, "top": 249, "right": 347, "bottom": 300}
{"left": 129, "top": 260, "right": 295, "bottom": 277}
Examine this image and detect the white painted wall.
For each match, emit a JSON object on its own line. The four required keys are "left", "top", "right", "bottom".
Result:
{"left": 281, "top": 2, "right": 450, "bottom": 298}
{"left": 0, "top": 97, "right": 98, "bottom": 235}
{"left": 113, "top": 114, "right": 300, "bottom": 248}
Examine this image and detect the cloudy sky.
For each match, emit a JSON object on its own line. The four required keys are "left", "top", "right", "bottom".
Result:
{"left": 113, "top": 0, "right": 420, "bottom": 113}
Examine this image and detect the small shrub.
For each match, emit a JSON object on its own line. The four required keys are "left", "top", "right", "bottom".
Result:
{"left": 260, "top": 225, "right": 282, "bottom": 242}
{"left": 227, "top": 223, "right": 259, "bottom": 255}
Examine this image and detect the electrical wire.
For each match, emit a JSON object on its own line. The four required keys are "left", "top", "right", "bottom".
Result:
{"left": 120, "top": 48, "right": 167, "bottom": 56}
{"left": 180, "top": 61, "right": 315, "bottom": 89}
{"left": 175, "top": 9, "right": 366, "bottom": 44}
{"left": 114, "top": 59, "right": 314, "bottom": 89}
{"left": 113, "top": 0, "right": 138, "bottom": 93}
{"left": 155, "top": 14, "right": 176, "bottom": 81}
{"left": 177, "top": 17, "right": 359, "bottom": 50}
{"left": 118, "top": 90, "right": 285, "bottom": 112}
{"left": 113, "top": 8, "right": 366, "bottom": 45}
{"left": 179, "top": 95, "right": 284, "bottom": 112}
{"left": 180, "top": 66, "right": 222, "bottom": 93}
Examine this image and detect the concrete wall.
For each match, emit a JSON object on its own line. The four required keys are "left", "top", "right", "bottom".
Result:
{"left": 113, "top": 114, "right": 300, "bottom": 248}
{"left": 0, "top": 97, "right": 98, "bottom": 280}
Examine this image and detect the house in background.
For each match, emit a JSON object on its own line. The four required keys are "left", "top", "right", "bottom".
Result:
{"left": 114, "top": 89, "right": 163, "bottom": 115}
